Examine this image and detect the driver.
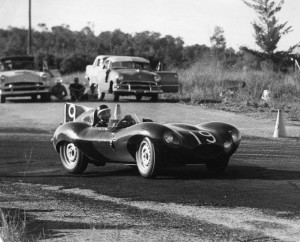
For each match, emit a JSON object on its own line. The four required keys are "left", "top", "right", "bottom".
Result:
{"left": 95, "top": 104, "right": 111, "bottom": 127}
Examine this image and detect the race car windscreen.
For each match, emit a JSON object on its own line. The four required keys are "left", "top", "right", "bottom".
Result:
{"left": 114, "top": 114, "right": 140, "bottom": 128}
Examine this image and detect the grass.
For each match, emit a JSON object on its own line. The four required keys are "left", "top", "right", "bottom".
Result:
{"left": 0, "top": 209, "right": 27, "bottom": 242}
{"left": 174, "top": 59, "right": 300, "bottom": 121}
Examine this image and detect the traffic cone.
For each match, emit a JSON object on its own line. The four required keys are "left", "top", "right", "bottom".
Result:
{"left": 114, "top": 104, "right": 122, "bottom": 120}
{"left": 273, "top": 109, "right": 287, "bottom": 138}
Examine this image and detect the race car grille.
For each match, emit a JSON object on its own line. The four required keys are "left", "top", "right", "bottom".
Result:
{"left": 194, "top": 145, "right": 223, "bottom": 158}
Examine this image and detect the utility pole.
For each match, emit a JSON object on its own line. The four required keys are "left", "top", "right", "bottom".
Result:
{"left": 27, "top": 0, "right": 32, "bottom": 55}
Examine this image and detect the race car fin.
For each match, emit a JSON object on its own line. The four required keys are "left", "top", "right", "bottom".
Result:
{"left": 64, "top": 102, "right": 92, "bottom": 122}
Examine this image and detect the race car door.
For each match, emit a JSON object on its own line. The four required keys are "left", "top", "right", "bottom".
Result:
{"left": 82, "top": 127, "right": 117, "bottom": 161}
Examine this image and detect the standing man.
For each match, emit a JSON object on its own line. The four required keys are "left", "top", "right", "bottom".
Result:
{"left": 50, "top": 78, "right": 68, "bottom": 101}
{"left": 69, "top": 77, "right": 85, "bottom": 101}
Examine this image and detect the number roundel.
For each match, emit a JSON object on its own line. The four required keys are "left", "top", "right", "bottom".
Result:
{"left": 198, "top": 131, "right": 216, "bottom": 143}
{"left": 68, "top": 104, "right": 76, "bottom": 121}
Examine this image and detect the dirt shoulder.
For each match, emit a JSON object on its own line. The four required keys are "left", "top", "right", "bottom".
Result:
{"left": 1, "top": 181, "right": 299, "bottom": 241}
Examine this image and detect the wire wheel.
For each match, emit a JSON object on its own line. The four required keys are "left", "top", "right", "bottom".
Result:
{"left": 136, "top": 137, "right": 160, "bottom": 178}
{"left": 60, "top": 142, "right": 88, "bottom": 174}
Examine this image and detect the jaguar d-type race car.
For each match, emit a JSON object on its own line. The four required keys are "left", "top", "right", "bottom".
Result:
{"left": 52, "top": 103, "right": 241, "bottom": 178}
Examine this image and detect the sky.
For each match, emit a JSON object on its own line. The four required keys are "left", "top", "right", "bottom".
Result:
{"left": 0, "top": 0, "right": 299, "bottom": 51}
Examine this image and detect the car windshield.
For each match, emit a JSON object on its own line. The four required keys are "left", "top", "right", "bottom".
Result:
{"left": 114, "top": 114, "right": 140, "bottom": 128}
{"left": 0, "top": 60, "right": 35, "bottom": 71}
{"left": 111, "top": 61, "right": 151, "bottom": 71}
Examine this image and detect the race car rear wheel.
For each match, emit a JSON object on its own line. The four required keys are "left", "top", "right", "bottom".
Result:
{"left": 136, "top": 137, "right": 161, "bottom": 178}
{"left": 206, "top": 156, "right": 229, "bottom": 174}
{"left": 60, "top": 142, "right": 88, "bottom": 174}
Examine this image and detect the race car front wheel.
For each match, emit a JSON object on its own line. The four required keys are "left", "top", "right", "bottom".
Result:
{"left": 136, "top": 137, "right": 161, "bottom": 178}
{"left": 60, "top": 142, "right": 88, "bottom": 174}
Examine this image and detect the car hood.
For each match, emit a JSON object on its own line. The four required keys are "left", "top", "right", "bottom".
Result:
{"left": 0, "top": 69, "right": 44, "bottom": 76}
{"left": 115, "top": 69, "right": 156, "bottom": 82}
{"left": 0, "top": 70, "right": 46, "bottom": 83}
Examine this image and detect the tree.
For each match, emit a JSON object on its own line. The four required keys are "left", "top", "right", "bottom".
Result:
{"left": 243, "top": 0, "right": 292, "bottom": 54}
{"left": 210, "top": 26, "right": 226, "bottom": 51}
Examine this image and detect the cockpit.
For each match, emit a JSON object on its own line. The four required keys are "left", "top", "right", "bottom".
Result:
{"left": 113, "top": 114, "right": 140, "bottom": 128}
{"left": 81, "top": 104, "right": 150, "bottom": 129}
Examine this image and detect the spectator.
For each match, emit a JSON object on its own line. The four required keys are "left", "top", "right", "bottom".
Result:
{"left": 50, "top": 78, "right": 68, "bottom": 101}
{"left": 69, "top": 77, "right": 85, "bottom": 101}
{"left": 85, "top": 83, "right": 98, "bottom": 101}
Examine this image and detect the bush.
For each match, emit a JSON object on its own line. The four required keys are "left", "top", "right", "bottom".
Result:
{"left": 175, "top": 59, "right": 300, "bottom": 116}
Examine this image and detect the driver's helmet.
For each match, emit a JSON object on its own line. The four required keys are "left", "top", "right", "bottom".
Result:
{"left": 97, "top": 105, "right": 111, "bottom": 123}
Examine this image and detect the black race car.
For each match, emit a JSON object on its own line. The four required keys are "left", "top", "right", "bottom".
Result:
{"left": 52, "top": 103, "right": 241, "bottom": 178}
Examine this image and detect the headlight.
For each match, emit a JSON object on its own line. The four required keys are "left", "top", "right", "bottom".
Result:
{"left": 8, "top": 84, "right": 13, "bottom": 88}
{"left": 41, "top": 73, "right": 47, "bottom": 81}
{"left": 117, "top": 74, "right": 124, "bottom": 81}
{"left": 224, "top": 140, "right": 233, "bottom": 153}
{"left": 163, "top": 131, "right": 182, "bottom": 147}
{"left": 154, "top": 75, "right": 161, "bottom": 82}
{"left": 230, "top": 129, "right": 241, "bottom": 144}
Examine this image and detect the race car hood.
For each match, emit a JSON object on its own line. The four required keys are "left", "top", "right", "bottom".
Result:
{"left": 164, "top": 123, "right": 231, "bottom": 148}
{"left": 115, "top": 69, "right": 157, "bottom": 82}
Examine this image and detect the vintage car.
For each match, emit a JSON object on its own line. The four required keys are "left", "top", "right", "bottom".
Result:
{"left": 85, "top": 55, "right": 179, "bottom": 101}
{"left": 0, "top": 56, "right": 53, "bottom": 103}
{"left": 52, "top": 103, "right": 242, "bottom": 178}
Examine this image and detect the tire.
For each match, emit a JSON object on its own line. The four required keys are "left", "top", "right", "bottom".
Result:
{"left": 150, "top": 94, "right": 158, "bottom": 102}
{"left": 136, "top": 94, "right": 142, "bottom": 101}
{"left": 59, "top": 142, "right": 88, "bottom": 174}
{"left": 0, "top": 95, "right": 5, "bottom": 103}
{"left": 99, "top": 92, "right": 105, "bottom": 101}
{"left": 113, "top": 93, "right": 119, "bottom": 101}
{"left": 41, "top": 93, "right": 50, "bottom": 102}
{"left": 31, "top": 95, "right": 37, "bottom": 102}
{"left": 136, "top": 137, "right": 161, "bottom": 178}
{"left": 206, "top": 156, "right": 229, "bottom": 174}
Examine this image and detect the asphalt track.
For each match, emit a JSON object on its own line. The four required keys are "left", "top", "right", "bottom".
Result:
{"left": 0, "top": 100, "right": 300, "bottom": 241}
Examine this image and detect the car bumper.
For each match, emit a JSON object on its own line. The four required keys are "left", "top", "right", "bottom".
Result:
{"left": 113, "top": 84, "right": 163, "bottom": 95}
